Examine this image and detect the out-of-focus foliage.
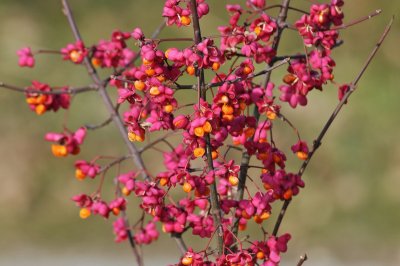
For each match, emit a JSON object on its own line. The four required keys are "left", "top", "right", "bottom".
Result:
{"left": 0, "top": 0, "right": 399, "bottom": 265}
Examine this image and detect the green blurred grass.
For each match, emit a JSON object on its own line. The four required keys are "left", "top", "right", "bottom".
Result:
{"left": 1, "top": 0, "right": 400, "bottom": 264}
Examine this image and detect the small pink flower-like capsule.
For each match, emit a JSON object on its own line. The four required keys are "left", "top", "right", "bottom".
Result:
{"left": 17, "top": 47, "right": 35, "bottom": 68}
{"left": 132, "top": 27, "right": 144, "bottom": 40}
{"left": 173, "top": 115, "right": 189, "bottom": 129}
{"left": 291, "top": 140, "right": 309, "bottom": 160}
{"left": 128, "top": 127, "right": 145, "bottom": 142}
{"left": 197, "top": 2, "right": 209, "bottom": 17}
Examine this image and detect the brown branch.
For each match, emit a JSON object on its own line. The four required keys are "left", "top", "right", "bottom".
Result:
{"left": 0, "top": 82, "right": 97, "bottom": 95}
{"left": 296, "top": 254, "right": 308, "bottom": 266}
{"left": 86, "top": 104, "right": 120, "bottom": 130}
{"left": 330, "top": 9, "right": 382, "bottom": 31}
{"left": 189, "top": 0, "right": 224, "bottom": 255}
{"left": 139, "top": 132, "right": 177, "bottom": 154}
{"left": 261, "top": 4, "right": 309, "bottom": 15}
{"left": 272, "top": 16, "right": 394, "bottom": 237}
{"left": 172, "top": 233, "right": 188, "bottom": 255}
{"left": 206, "top": 58, "right": 290, "bottom": 88}
{"left": 231, "top": 0, "right": 292, "bottom": 240}
{"left": 61, "top": 1, "right": 147, "bottom": 265}
{"left": 99, "top": 155, "right": 132, "bottom": 174}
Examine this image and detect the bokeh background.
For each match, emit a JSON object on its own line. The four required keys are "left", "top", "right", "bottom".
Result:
{"left": 1, "top": 0, "right": 399, "bottom": 265}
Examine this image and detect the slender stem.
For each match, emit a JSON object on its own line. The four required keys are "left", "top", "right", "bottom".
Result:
{"left": 260, "top": 4, "right": 309, "bottom": 15}
{"left": 99, "top": 155, "right": 132, "bottom": 174}
{"left": 0, "top": 82, "right": 97, "bottom": 95}
{"left": 231, "top": 0, "right": 292, "bottom": 240}
{"left": 172, "top": 233, "right": 188, "bottom": 255}
{"left": 86, "top": 104, "right": 120, "bottom": 130}
{"left": 189, "top": 0, "right": 224, "bottom": 255}
{"left": 272, "top": 17, "right": 393, "bottom": 237}
{"left": 139, "top": 132, "right": 177, "bottom": 154}
{"left": 62, "top": 0, "right": 148, "bottom": 180}
{"left": 330, "top": 9, "right": 382, "bottom": 31}
{"left": 85, "top": 116, "right": 113, "bottom": 130}
{"left": 36, "top": 49, "right": 63, "bottom": 54}
{"left": 296, "top": 254, "right": 308, "bottom": 266}
{"left": 61, "top": 1, "right": 146, "bottom": 265}
{"left": 207, "top": 58, "right": 289, "bottom": 88}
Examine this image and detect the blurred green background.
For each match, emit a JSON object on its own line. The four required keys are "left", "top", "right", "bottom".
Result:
{"left": 1, "top": 0, "right": 399, "bottom": 265}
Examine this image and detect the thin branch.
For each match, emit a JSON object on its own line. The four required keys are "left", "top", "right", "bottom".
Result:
{"left": 86, "top": 104, "right": 120, "bottom": 130}
{"left": 231, "top": 0, "right": 292, "bottom": 240}
{"left": 330, "top": 9, "right": 382, "bottom": 31}
{"left": 152, "top": 37, "right": 194, "bottom": 44}
{"left": 171, "top": 233, "right": 188, "bottom": 255}
{"left": 278, "top": 113, "right": 301, "bottom": 140}
{"left": 190, "top": 0, "right": 224, "bottom": 255}
{"left": 272, "top": 17, "right": 394, "bottom": 237}
{"left": 296, "top": 254, "right": 308, "bottom": 266}
{"left": 262, "top": 4, "right": 309, "bottom": 15}
{"left": 139, "top": 132, "right": 177, "bottom": 154}
{"left": 286, "top": 9, "right": 382, "bottom": 32}
{"left": 0, "top": 82, "right": 97, "bottom": 95}
{"left": 99, "top": 155, "right": 132, "bottom": 174}
{"left": 85, "top": 116, "right": 113, "bottom": 130}
{"left": 61, "top": 1, "right": 146, "bottom": 265}
{"left": 206, "top": 58, "right": 290, "bottom": 88}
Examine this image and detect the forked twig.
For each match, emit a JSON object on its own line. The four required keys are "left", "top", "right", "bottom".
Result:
{"left": 272, "top": 17, "right": 394, "bottom": 237}
{"left": 61, "top": 1, "right": 146, "bottom": 264}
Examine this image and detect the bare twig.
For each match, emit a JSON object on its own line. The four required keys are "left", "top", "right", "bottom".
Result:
{"left": 86, "top": 104, "right": 120, "bottom": 130}
{"left": 172, "top": 233, "right": 188, "bottom": 255}
{"left": 85, "top": 116, "right": 113, "bottom": 130}
{"left": 330, "top": 9, "right": 382, "bottom": 31}
{"left": 99, "top": 155, "right": 132, "bottom": 174}
{"left": 261, "top": 4, "right": 309, "bottom": 15}
{"left": 139, "top": 132, "right": 177, "bottom": 154}
{"left": 206, "top": 58, "right": 290, "bottom": 88}
{"left": 296, "top": 254, "right": 308, "bottom": 266}
{"left": 272, "top": 17, "right": 394, "bottom": 237}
